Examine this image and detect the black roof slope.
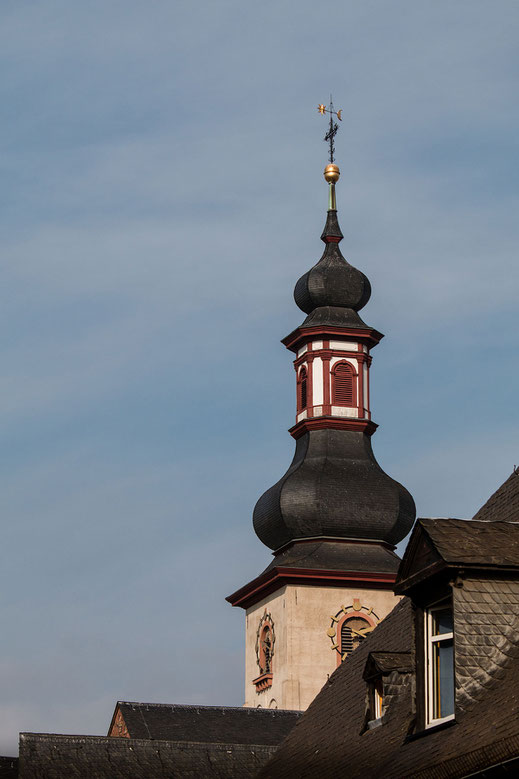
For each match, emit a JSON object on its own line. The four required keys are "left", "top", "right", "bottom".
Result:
{"left": 261, "top": 509, "right": 519, "bottom": 778}
{"left": 111, "top": 702, "right": 301, "bottom": 745}
{"left": 421, "top": 517, "right": 519, "bottom": 566}
{"left": 473, "top": 470, "right": 519, "bottom": 523}
{"left": 0, "top": 756, "right": 17, "bottom": 778}
{"left": 18, "top": 733, "right": 277, "bottom": 779}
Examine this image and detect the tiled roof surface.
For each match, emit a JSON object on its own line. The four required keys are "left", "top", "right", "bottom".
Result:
{"left": 363, "top": 651, "right": 412, "bottom": 678}
{"left": 113, "top": 702, "right": 301, "bottom": 745}
{"left": 454, "top": 577, "right": 519, "bottom": 714}
{"left": 18, "top": 733, "right": 277, "bottom": 778}
{"left": 260, "top": 574, "right": 519, "bottom": 778}
{"left": 0, "top": 757, "right": 17, "bottom": 778}
{"left": 421, "top": 518, "right": 519, "bottom": 567}
{"left": 473, "top": 471, "right": 519, "bottom": 523}
{"left": 261, "top": 540, "right": 401, "bottom": 574}
{"left": 258, "top": 597, "right": 415, "bottom": 778}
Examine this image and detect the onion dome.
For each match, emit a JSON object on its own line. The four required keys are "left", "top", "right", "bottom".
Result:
{"left": 253, "top": 428, "right": 416, "bottom": 553}
{"left": 294, "top": 210, "right": 371, "bottom": 317}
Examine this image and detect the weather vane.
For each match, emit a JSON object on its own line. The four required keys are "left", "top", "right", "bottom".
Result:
{"left": 317, "top": 96, "right": 342, "bottom": 209}
{"left": 317, "top": 97, "right": 342, "bottom": 163}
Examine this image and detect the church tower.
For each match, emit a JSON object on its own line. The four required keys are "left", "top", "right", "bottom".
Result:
{"left": 227, "top": 105, "right": 416, "bottom": 711}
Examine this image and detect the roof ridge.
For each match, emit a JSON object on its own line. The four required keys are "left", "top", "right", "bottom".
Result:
{"left": 116, "top": 700, "right": 300, "bottom": 714}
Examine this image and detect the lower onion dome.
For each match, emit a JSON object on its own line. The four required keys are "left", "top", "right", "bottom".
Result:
{"left": 253, "top": 429, "right": 416, "bottom": 551}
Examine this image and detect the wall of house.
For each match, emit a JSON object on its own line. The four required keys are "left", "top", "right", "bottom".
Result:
{"left": 244, "top": 583, "right": 400, "bottom": 710}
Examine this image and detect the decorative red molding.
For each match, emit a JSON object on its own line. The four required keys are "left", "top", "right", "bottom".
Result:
{"left": 283, "top": 326, "right": 383, "bottom": 353}
{"left": 357, "top": 359, "right": 364, "bottom": 418}
{"left": 289, "top": 417, "right": 378, "bottom": 439}
{"left": 226, "top": 566, "right": 397, "bottom": 610}
{"left": 252, "top": 672, "right": 273, "bottom": 692}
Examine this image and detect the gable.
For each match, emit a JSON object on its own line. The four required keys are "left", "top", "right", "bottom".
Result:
{"left": 394, "top": 523, "right": 442, "bottom": 592}
{"left": 107, "top": 704, "right": 129, "bottom": 738}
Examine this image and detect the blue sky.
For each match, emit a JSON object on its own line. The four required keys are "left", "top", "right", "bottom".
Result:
{"left": 0, "top": 0, "right": 518, "bottom": 754}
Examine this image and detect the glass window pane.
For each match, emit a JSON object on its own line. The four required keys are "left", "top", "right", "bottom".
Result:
{"left": 432, "top": 608, "right": 453, "bottom": 636}
{"left": 433, "top": 639, "right": 454, "bottom": 719}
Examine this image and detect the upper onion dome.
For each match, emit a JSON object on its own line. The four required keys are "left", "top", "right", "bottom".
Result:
{"left": 294, "top": 208, "right": 371, "bottom": 315}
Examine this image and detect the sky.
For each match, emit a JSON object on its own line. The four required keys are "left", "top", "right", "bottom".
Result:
{"left": 0, "top": 0, "right": 518, "bottom": 755}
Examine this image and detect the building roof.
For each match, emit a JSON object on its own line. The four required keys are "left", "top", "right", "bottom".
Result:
{"left": 18, "top": 733, "right": 276, "bottom": 779}
{"left": 395, "top": 517, "right": 519, "bottom": 593}
{"left": 259, "top": 578, "right": 519, "bottom": 778}
{"left": 108, "top": 702, "right": 301, "bottom": 745}
{"left": 0, "top": 756, "right": 18, "bottom": 778}
{"left": 260, "top": 540, "right": 401, "bottom": 575}
{"left": 252, "top": 428, "right": 415, "bottom": 552}
{"left": 473, "top": 470, "right": 519, "bottom": 523}
{"left": 293, "top": 209, "right": 372, "bottom": 324}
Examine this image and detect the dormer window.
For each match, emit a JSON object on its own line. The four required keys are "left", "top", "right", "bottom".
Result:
{"left": 362, "top": 651, "right": 412, "bottom": 729}
{"left": 425, "top": 600, "right": 454, "bottom": 726}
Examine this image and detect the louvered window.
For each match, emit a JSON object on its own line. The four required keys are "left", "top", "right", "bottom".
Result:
{"left": 332, "top": 361, "right": 356, "bottom": 407}
{"left": 298, "top": 367, "right": 308, "bottom": 411}
{"left": 340, "top": 617, "right": 369, "bottom": 657}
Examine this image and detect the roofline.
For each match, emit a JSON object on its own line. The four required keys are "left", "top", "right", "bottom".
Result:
{"left": 282, "top": 325, "right": 384, "bottom": 353}
{"left": 289, "top": 416, "right": 378, "bottom": 439}
{"left": 112, "top": 701, "right": 300, "bottom": 713}
{"left": 395, "top": 557, "right": 519, "bottom": 595}
{"left": 226, "top": 566, "right": 396, "bottom": 609}
{"left": 19, "top": 732, "right": 286, "bottom": 750}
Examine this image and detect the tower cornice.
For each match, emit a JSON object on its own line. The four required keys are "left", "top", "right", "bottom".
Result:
{"left": 226, "top": 566, "right": 397, "bottom": 610}
{"left": 288, "top": 417, "right": 378, "bottom": 439}
{"left": 282, "top": 325, "right": 383, "bottom": 353}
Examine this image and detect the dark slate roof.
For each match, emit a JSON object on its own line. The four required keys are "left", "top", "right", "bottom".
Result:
{"left": 421, "top": 517, "right": 519, "bottom": 567}
{"left": 473, "top": 471, "right": 519, "bottom": 523}
{"left": 261, "top": 540, "right": 401, "bottom": 575}
{"left": 111, "top": 702, "right": 301, "bottom": 745}
{"left": 18, "top": 733, "right": 277, "bottom": 779}
{"left": 0, "top": 757, "right": 17, "bottom": 778}
{"left": 395, "top": 518, "right": 519, "bottom": 594}
{"left": 253, "top": 429, "right": 415, "bottom": 551}
{"left": 293, "top": 210, "right": 372, "bottom": 318}
{"left": 362, "top": 651, "right": 412, "bottom": 679}
{"left": 260, "top": 574, "right": 519, "bottom": 779}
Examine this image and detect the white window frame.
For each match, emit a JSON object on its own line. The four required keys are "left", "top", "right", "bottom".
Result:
{"left": 425, "top": 601, "right": 455, "bottom": 728}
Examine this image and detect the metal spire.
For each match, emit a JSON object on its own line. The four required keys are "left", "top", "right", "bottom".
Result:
{"left": 317, "top": 95, "right": 342, "bottom": 163}
{"left": 317, "top": 96, "right": 342, "bottom": 210}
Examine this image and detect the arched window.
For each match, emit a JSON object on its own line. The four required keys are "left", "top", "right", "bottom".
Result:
{"left": 340, "top": 616, "right": 370, "bottom": 657}
{"left": 332, "top": 361, "right": 356, "bottom": 407}
{"left": 298, "top": 366, "right": 308, "bottom": 411}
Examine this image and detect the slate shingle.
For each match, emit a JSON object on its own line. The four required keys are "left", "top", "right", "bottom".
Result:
{"left": 111, "top": 702, "right": 301, "bottom": 746}
{"left": 18, "top": 733, "right": 278, "bottom": 779}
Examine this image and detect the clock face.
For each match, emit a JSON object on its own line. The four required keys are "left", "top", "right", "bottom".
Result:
{"left": 326, "top": 600, "right": 379, "bottom": 661}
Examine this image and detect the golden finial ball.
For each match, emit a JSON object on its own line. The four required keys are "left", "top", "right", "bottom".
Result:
{"left": 324, "top": 163, "right": 340, "bottom": 184}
